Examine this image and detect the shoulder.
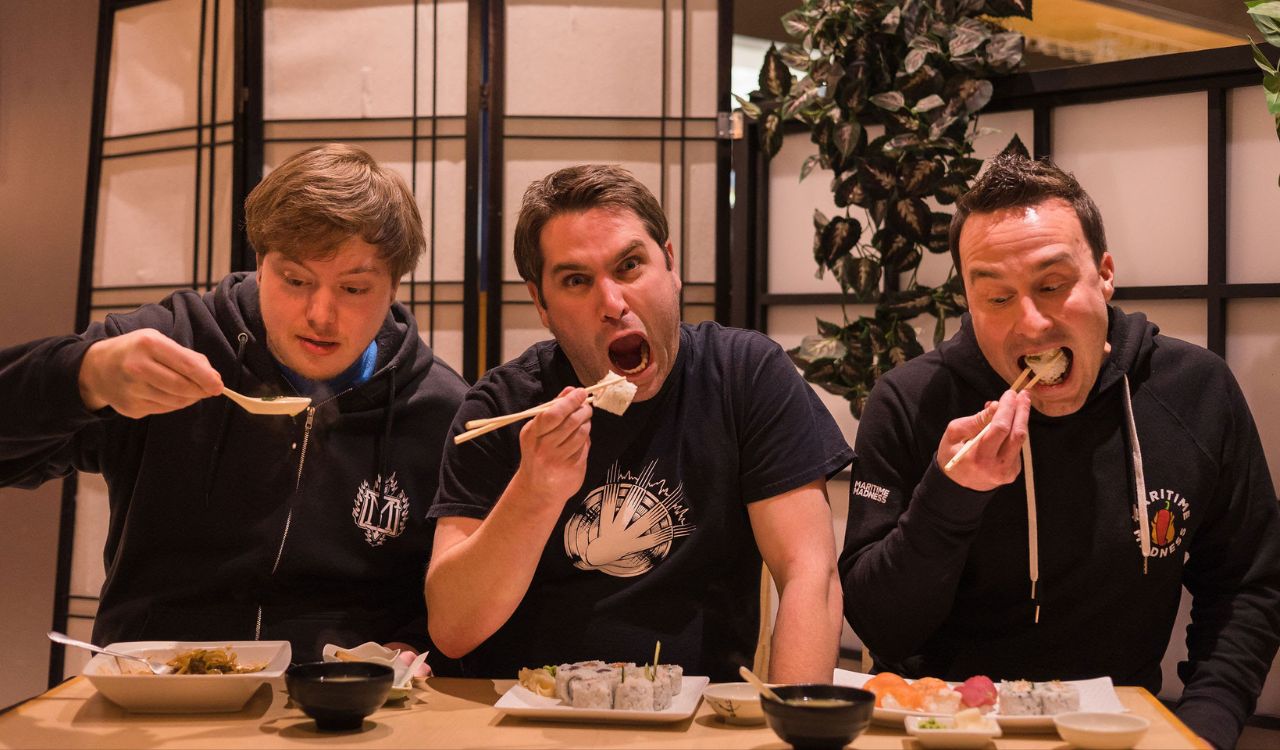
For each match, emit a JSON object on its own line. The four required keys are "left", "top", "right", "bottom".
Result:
{"left": 681, "top": 321, "right": 789, "bottom": 374}
{"left": 467, "top": 340, "right": 560, "bottom": 409}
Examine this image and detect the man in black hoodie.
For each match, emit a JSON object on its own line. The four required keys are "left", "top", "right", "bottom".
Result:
{"left": 0, "top": 144, "right": 467, "bottom": 667}
{"left": 841, "top": 153, "right": 1280, "bottom": 749}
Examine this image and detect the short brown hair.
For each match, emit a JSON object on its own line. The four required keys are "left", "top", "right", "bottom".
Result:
{"left": 949, "top": 153, "right": 1107, "bottom": 277}
{"left": 513, "top": 164, "right": 669, "bottom": 299}
{"left": 244, "top": 143, "right": 424, "bottom": 279}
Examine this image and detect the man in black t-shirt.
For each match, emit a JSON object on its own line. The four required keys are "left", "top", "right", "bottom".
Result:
{"left": 425, "top": 165, "right": 852, "bottom": 682}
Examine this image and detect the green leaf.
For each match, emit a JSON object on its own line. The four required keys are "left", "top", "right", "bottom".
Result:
{"left": 881, "top": 286, "right": 933, "bottom": 317}
{"left": 732, "top": 93, "right": 762, "bottom": 120}
{"left": 905, "top": 47, "right": 928, "bottom": 75}
{"left": 834, "top": 121, "right": 862, "bottom": 161}
{"left": 882, "top": 6, "right": 902, "bottom": 33}
{"left": 796, "top": 333, "right": 848, "bottom": 363}
{"left": 813, "top": 208, "right": 831, "bottom": 232}
{"left": 819, "top": 217, "right": 861, "bottom": 267}
{"left": 781, "top": 9, "right": 811, "bottom": 38}
{"left": 800, "top": 154, "right": 821, "bottom": 182}
{"left": 834, "top": 175, "right": 867, "bottom": 208}
{"left": 916, "top": 94, "right": 945, "bottom": 112}
{"left": 837, "top": 256, "right": 882, "bottom": 301}
{"left": 986, "top": 31, "right": 1024, "bottom": 72}
{"left": 871, "top": 91, "right": 906, "bottom": 111}
{"left": 1252, "top": 39, "right": 1279, "bottom": 75}
{"left": 889, "top": 197, "right": 932, "bottom": 241}
{"left": 1000, "top": 133, "right": 1031, "bottom": 159}
{"left": 1247, "top": 1, "right": 1280, "bottom": 47}
{"left": 782, "top": 85, "right": 822, "bottom": 121}
{"left": 815, "top": 318, "right": 844, "bottom": 338}
{"left": 780, "top": 44, "right": 813, "bottom": 72}
{"left": 949, "top": 26, "right": 986, "bottom": 58}
{"left": 926, "top": 211, "right": 953, "bottom": 254}
{"left": 762, "top": 112, "right": 783, "bottom": 159}
{"left": 759, "top": 45, "right": 792, "bottom": 99}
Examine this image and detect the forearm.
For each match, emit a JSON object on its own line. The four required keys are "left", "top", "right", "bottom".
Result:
{"left": 842, "top": 461, "right": 990, "bottom": 663}
{"left": 425, "top": 471, "right": 566, "bottom": 658}
{"left": 768, "top": 565, "right": 841, "bottom": 683}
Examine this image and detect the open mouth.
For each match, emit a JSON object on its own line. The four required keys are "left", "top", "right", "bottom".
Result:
{"left": 298, "top": 335, "right": 339, "bottom": 353}
{"left": 1019, "top": 347, "right": 1072, "bottom": 386}
{"left": 608, "top": 333, "right": 650, "bottom": 375}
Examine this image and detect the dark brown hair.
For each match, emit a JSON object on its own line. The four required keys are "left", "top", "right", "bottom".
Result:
{"left": 244, "top": 143, "right": 425, "bottom": 279}
{"left": 513, "top": 164, "right": 670, "bottom": 299}
{"left": 948, "top": 153, "right": 1107, "bottom": 277}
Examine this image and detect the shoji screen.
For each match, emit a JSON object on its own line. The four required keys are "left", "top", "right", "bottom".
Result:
{"left": 63, "top": 0, "right": 235, "bottom": 677}
{"left": 263, "top": 0, "right": 469, "bottom": 369}
{"left": 498, "top": 0, "right": 723, "bottom": 362}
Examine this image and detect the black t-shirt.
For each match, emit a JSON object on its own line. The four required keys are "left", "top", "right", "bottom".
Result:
{"left": 429, "top": 321, "right": 852, "bottom": 680}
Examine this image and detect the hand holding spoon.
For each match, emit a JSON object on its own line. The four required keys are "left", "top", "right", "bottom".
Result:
{"left": 222, "top": 387, "right": 310, "bottom": 416}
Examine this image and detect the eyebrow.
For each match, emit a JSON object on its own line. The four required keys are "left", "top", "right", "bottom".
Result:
{"left": 278, "top": 258, "right": 380, "bottom": 277}
{"left": 967, "top": 251, "right": 1073, "bottom": 283}
{"left": 548, "top": 240, "right": 646, "bottom": 276}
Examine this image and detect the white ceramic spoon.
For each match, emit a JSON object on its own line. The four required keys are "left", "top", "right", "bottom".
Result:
{"left": 222, "top": 387, "right": 310, "bottom": 416}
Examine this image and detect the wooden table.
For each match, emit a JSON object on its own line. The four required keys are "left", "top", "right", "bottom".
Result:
{"left": 0, "top": 678, "right": 1209, "bottom": 749}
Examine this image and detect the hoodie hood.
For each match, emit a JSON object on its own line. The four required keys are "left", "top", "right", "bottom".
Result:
{"left": 209, "top": 271, "right": 437, "bottom": 411}
{"left": 937, "top": 306, "right": 1159, "bottom": 419}
{"left": 937, "top": 305, "right": 1163, "bottom": 620}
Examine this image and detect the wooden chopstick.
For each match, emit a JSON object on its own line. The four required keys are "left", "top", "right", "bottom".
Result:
{"left": 453, "top": 376, "right": 624, "bottom": 445}
{"left": 942, "top": 360, "right": 1045, "bottom": 473}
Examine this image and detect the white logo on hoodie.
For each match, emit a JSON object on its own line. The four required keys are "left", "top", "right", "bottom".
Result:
{"left": 353, "top": 472, "right": 409, "bottom": 547}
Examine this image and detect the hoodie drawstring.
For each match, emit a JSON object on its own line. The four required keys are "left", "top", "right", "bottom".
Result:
{"left": 204, "top": 332, "right": 250, "bottom": 504}
{"left": 1021, "top": 437, "right": 1041, "bottom": 624}
{"left": 1122, "top": 373, "right": 1152, "bottom": 572}
{"left": 377, "top": 365, "right": 398, "bottom": 505}
{"left": 1021, "top": 372, "right": 1151, "bottom": 625}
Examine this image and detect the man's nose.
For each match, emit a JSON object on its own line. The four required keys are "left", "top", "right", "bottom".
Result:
{"left": 306, "top": 288, "right": 338, "bottom": 330}
{"left": 1014, "top": 295, "right": 1052, "bottom": 337}
{"left": 598, "top": 278, "right": 629, "bottom": 322}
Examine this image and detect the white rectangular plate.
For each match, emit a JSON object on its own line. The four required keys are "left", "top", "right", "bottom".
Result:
{"left": 833, "top": 669, "right": 1125, "bottom": 732}
{"left": 83, "top": 640, "right": 291, "bottom": 713}
{"left": 495, "top": 676, "right": 709, "bottom": 724}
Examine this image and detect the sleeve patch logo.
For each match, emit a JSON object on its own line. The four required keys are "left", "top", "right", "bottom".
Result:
{"left": 853, "top": 480, "right": 890, "bottom": 504}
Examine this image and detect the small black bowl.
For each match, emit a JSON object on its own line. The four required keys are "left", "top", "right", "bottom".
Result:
{"left": 759, "top": 683, "right": 876, "bottom": 750}
{"left": 285, "top": 661, "right": 393, "bottom": 731}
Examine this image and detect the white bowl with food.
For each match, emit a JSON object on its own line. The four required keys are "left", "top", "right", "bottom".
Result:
{"left": 702, "top": 682, "right": 764, "bottom": 725}
{"left": 905, "top": 710, "right": 1002, "bottom": 749}
{"left": 1053, "top": 711, "right": 1150, "bottom": 749}
{"left": 83, "top": 640, "right": 291, "bottom": 712}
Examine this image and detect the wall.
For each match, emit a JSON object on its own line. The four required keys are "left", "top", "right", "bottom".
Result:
{"left": 0, "top": 0, "right": 98, "bottom": 707}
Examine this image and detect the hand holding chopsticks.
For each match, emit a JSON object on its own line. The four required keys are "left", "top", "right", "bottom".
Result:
{"left": 453, "top": 372, "right": 636, "bottom": 445}
{"left": 942, "top": 352, "right": 1060, "bottom": 473}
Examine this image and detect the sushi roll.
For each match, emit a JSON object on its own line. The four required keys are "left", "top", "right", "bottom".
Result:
{"left": 651, "top": 673, "right": 673, "bottom": 710}
{"left": 554, "top": 663, "right": 581, "bottom": 701}
{"left": 1034, "top": 681, "right": 1080, "bottom": 714}
{"left": 656, "top": 664, "right": 683, "bottom": 697}
{"left": 998, "top": 679, "right": 1040, "bottom": 715}
{"left": 614, "top": 672, "right": 655, "bottom": 711}
{"left": 568, "top": 675, "right": 613, "bottom": 708}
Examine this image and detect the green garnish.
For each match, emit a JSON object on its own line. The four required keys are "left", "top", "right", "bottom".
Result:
{"left": 918, "top": 718, "right": 946, "bottom": 729}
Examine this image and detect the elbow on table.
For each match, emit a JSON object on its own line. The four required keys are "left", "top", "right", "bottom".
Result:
{"left": 427, "top": 613, "right": 482, "bottom": 660}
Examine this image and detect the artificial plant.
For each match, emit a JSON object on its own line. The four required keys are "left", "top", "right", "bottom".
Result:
{"left": 740, "top": 0, "right": 1031, "bottom": 417}
{"left": 1246, "top": 1, "right": 1280, "bottom": 185}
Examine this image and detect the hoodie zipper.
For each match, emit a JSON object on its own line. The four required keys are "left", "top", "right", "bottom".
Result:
{"left": 255, "top": 405, "right": 317, "bottom": 640}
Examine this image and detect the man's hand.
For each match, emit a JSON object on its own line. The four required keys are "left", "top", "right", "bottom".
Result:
{"left": 511, "top": 386, "right": 592, "bottom": 508}
{"left": 78, "top": 329, "right": 223, "bottom": 418}
{"left": 939, "top": 389, "right": 1030, "bottom": 491}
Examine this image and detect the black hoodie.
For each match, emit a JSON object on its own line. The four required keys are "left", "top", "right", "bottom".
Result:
{"left": 841, "top": 307, "right": 1280, "bottom": 750}
{"left": 0, "top": 273, "right": 468, "bottom": 661}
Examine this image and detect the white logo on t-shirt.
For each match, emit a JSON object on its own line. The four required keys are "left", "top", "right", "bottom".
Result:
{"left": 852, "top": 480, "right": 890, "bottom": 504}
{"left": 352, "top": 472, "right": 409, "bottom": 547}
{"left": 563, "top": 460, "right": 694, "bottom": 577}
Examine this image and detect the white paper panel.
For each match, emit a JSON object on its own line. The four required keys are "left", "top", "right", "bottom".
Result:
{"left": 212, "top": 0, "right": 235, "bottom": 127}
{"left": 95, "top": 152, "right": 196, "bottom": 286}
{"left": 70, "top": 473, "right": 109, "bottom": 601}
{"left": 105, "top": 0, "right": 201, "bottom": 137}
{"left": 417, "top": 0, "right": 468, "bottom": 118}
{"left": 1053, "top": 93, "right": 1207, "bottom": 287}
{"left": 972, "top": 109, "right": 1035, "bottom": 163}
{"left": 501, "top": 139, "right": 664, "bottom": 282}
{"left": 62, "top": 616, "right": 95, "bottom": 680}
{"left": 767, "top": 131, "right": 845, "bottom": 295}
{"left": 1227, "top": 86, "right": 1280, "bottom": 284}
{"left": 684, "top": 0, "right": 719, "bottom": 118}
{"left": 415, "top": 138, "right": 467, "bottom": 282}
{"left": 668, "top": 141, "right": 717, "bottom": 284}
{"left": 501, "top": 303, "right": 552, "bottom": 365}
{"left": 196, "top": 144, "right": 234, "bottom": 286}
{"left": 1114, "top": 299, "right": 1207, "bottom": 349}
{"left": 505, "top": 1, "right": 663, "bottom": 117}
{"left": 1226, "top": 299, "right": 1280, "bottom": 494}
{"left": 264, "top": 0, "right": 416, "bottom": 119}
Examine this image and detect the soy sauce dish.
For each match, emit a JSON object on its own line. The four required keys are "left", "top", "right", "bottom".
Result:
{"left": 285, "top": 661, "right": 393, "bottom": 732}
{"left": 759, "top": 684, "right": 875, "bottom": 750}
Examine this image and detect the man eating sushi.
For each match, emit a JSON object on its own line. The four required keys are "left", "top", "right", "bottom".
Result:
{"left": 840, "top": 151, "right": 1280, "bottom": 750}
{"left": 424, "top": 164, "right": 852, "bottom": 683}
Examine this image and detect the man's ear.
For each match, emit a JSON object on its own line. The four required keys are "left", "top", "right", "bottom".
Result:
{"left": 1098, "top": 252, "right": 1116, "bottom": 301}
{"left": 526, "top": 280, "right": 551, "bottom": 329}
{"left": 663, "top": 241, "right": 676, "bottom": 272}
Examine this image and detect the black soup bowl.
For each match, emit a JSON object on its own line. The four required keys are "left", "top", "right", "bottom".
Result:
{"left": 759, "top": 684, "right": 876, "bottom": 750}
{"left": 285, "top": 661, "right": 393, "bottom": 731}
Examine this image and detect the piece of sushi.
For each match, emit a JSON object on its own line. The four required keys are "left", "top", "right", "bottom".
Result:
{"left": 657, "top": 664, "right": 683, "bottom": 697}
{"left": 554, "top": 663, "right": 582, "bottom": 701}
{"left": 921, "top": 686, "right": 963, "bottom": 714}
{"left": 998, "top": 679, "right": 1040, "bottom": 715}
{"left": 567, "top": 675, "right": 613, "bottom": 708}
{"left": 1034, "top": 680, "right": 1080, "bottom": 714}
{"left": 614, "top": 671, "right": 655, "bottom": 710}
{"left": 957, "top": 675, "right": 998, "bottom": 713}
{"left": 1024, "top": 348, "right": 1068, "bottom": 385}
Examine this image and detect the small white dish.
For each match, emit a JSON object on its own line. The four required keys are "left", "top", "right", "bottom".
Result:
{"left": 905, "top": 714, "right": 1002, "bottom": 749}
{"left": 83, "top": 640, "right": 290, "bottom": 713}
{"left": 702, "top": 682, "right": 764, "bottom": 725}
{"left": 1054, "top": 711, "right": 1150, "bottom": 749}
{"left": 321, "top": 642, "right": 419, "bottom": 699}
